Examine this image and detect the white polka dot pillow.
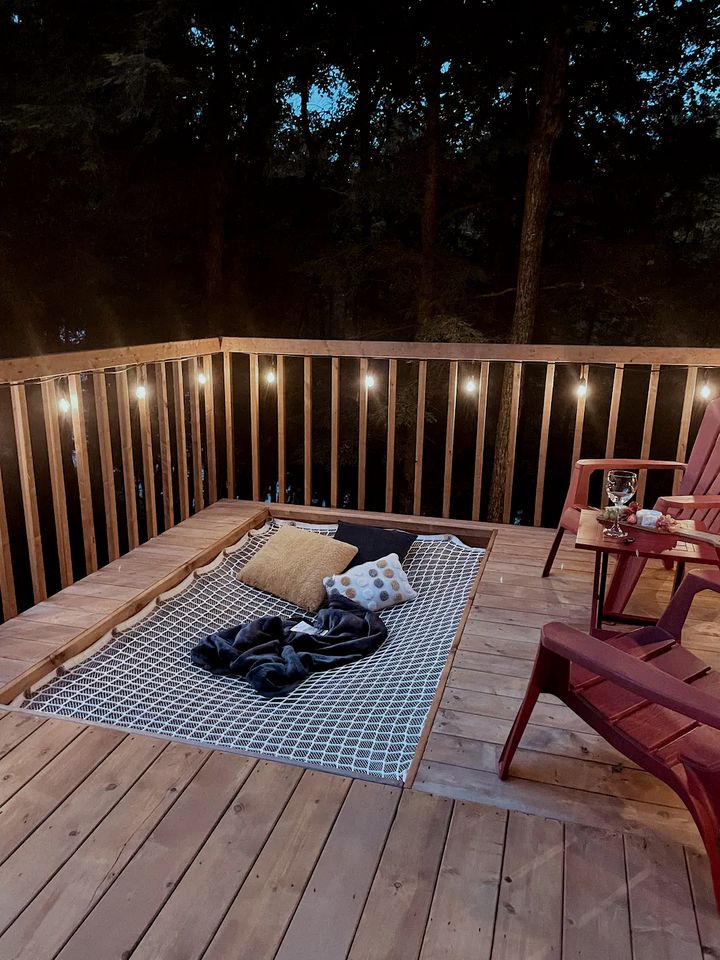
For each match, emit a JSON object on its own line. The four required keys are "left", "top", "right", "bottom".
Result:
{"left": 323, "top": 553, "right": 417, "bottom": 611}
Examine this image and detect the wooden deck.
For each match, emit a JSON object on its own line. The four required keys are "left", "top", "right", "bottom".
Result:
{"left": 0, "top": 712, "right": 717, "bottom": 960}
{"left": 0, "top": 500, "right": 719, "bottom": 957}
{"left": 414, "top": 521, "right": 720, "bottom": 847}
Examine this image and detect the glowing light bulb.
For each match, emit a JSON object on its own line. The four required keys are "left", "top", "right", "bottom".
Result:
{"left": 265, "top": 370, "right": 276, "bottom": 385}
{"left": 576, "top": 379, "right": 588, "bottom": 398}
{"left": 464, "top": 378, "right": 477, "bottom": 394}
{"left": 365, "top": 374, "right": 375, "bottom": 389}
{"left": 58, "top": 397, "right": 71, "bottom": 414}
{"left": 136, "top": 385, "right": 147, "bottom": 400}
{"left": 700, "top": 382, "right": 712, "bottom": 400}
{"left": 197, "top": 372, "right": 207, "bottom": 386}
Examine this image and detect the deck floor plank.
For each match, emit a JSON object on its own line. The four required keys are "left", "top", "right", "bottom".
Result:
{"left": 419, "top": 802, "right": 507, "bottom": 960}
{"left": 130, "top": 759, "right": 303, "bottom": 960}
{"left": 347, "top": 790, "right": 453, "bottom": 960}
{"left": 490, "top": 811, "right": 564, "bottom": 960}
{"left": 203, "top": 769, "right": 352, "bottom": 960}
{"left": 55, "top": 750, "right": 257, "bottom": 960}
{"left": 0, "top": 741, "right": 206, "bottom": 959}
{"left": 274, "top": 780, "right": 401, "bottom": 960}
{"left": 562, "top": 823, "right": 632, "bottom": 960}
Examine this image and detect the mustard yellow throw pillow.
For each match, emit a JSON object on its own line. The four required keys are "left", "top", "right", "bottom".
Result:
{"left": 237, "top": 525, "right": 358, "bottom": 611}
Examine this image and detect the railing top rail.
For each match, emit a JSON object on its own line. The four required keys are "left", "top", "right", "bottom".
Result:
{"left": 221, "top": 338, "right": 720, "bottom": 366}
{"left": 1, "top": 335, "right": 719, "bottom": 383}
{"left": 0, "top": 338, "right": 222, "bottom": 385}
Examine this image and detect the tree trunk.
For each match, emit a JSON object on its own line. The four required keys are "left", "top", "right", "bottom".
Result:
{"left": 205, "top": 11, "right": 233, "bottom": 310}
{"left": 487, "top": 29, "right": 569, "bottom": 523}
{"left": 417, "top": 56, "right": 442, "bottom": 334}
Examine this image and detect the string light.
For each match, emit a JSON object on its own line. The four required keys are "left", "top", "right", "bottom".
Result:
{"left": 197, "top": 372, "right": 207, "bottom": 386}
{"left": 576, "top": 378, "right": 588, "bottom": 398}
{"left": 136, "top": 384, "right": 147, "bottom": 400}
{"left": 365, "top": 374, "right": 375, "bottom": 389}
{"left": 265, "top": 369, "right": 276, "bottom": 385}
{"left": 58, "top": 397, "right": 71, "bottom": 414}
{"left": 464, "top": 378, "right": 477, "bottom": 394}
{"left": 699, "top": 370, "right": 712, "bottom": 400}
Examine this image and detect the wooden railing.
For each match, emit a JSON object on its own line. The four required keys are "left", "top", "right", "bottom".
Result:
{"left": 1, "top": 336, "right": 719, "bottom": 621}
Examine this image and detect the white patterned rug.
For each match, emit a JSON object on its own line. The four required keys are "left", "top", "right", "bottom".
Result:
{"left": 19, "top": 522, "right": 484, "bottom": 782}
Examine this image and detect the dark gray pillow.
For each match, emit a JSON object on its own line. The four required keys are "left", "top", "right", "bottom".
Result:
{"left": 333, "top": 522, "right": 416, "bottom": 568}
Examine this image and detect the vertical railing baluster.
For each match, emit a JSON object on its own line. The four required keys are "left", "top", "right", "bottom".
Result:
{"left": 413, "top": 360, "right": 427, "bottom": 516}
{"left": 385, "top": 359, "right": 397, "bottom": 513}
{"left": 637, "top": 363, "right": 660, "bottom": 505}
{"left": 188, "top": 357, "right": 204, "bottom": 512}
{"left": 601, "top": 362, "right": 626, "bottom": 505}
{"left": 172, "top": 361, "right": 190, "bottom": 521}
{"left": 304, "top": 357, "right": 312, "bottom": 505}
{"left": 223, "top": 351, "right": 235, "bottom": 500}
{"left": 202, "top": 354, "right": 217, "bottom": 503}
{"left": 570, "top": 363, "right": 589, "bottom": 469}
{"left": 202, "top": 355, "right": 217, "bottom": 504}
{"left": 93, "top": 371, "right": 120, "bottom": 559}
{"left": 68, "top": 374, "right": 97, "bottom": 573}
{"left": 276, "top": 356, "right": 286, "bottom": 504}
{"left": 534, "top": 361, "right": 556, "bottom": 527}
{"left": 40, "top": 379, "right": 73, "bottom": 586}
{"left": 0, "top": 463, "right": 16, "bottom": 619}
{"left": 503, "top": 362, "right": 523, "bottom": 524}
{"left": 136, "top": 364, "right": 157, "bottom": 539}
{"left": 471, "top": 361, "right": 490, "bottom": 522}
{"left": 330, "top": 357, "right": 339, "bottom": 508}
{"left": 442, "top": 361, "right": 458, "bottom": 518}
{"left": 116, "top": 368, "right": 139, "bottom": 550}
{"left": 10, "top": 382, "right": 46, "bottom": 601}
{"left": 675, "top": 366, "right": 698, "bottom": 495}
{"left": 358, "top": 357, "right": 368, "bottom": 510}
{"left": 249, "top": 354, "right": 260, "bottom": 502}
{"left": 155, "top": 362, "right": 174, "bottom": 531}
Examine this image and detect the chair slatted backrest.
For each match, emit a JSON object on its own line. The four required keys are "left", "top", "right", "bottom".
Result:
{"left": 678, "top": 399, "right": 720, "bottom": 531}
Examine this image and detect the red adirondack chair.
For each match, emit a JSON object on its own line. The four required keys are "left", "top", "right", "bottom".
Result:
{"left": 542, "top": 398, "right": 720, "bottom": 616}
{"left": 498, "top": 566, "right": 720, "bottom": 912}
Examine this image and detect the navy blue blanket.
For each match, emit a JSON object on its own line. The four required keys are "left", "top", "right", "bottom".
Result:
{"left": 190, "top": 595, "right": 388, "bottom": 697}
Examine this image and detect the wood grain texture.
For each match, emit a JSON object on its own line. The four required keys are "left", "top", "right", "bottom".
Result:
{"left": 414, "top": 360, "right": 428, "bottom": 516}
{"left": 92, "top": 372, "right": 120, "bottom": 559}
{"left": 385, "top": 357, "right": 397, "bottom": 512}
{"left": 172, "top": 359, "right": 190, "bottom": 520}
{"left": 155, "top": 361, "right": 174, "bottom": 530}
{"left": 502, "top": 362, "right": 522, "bottom": 524}
{"left": 0, "top": 464, "right": 16, "bottom": 619}
{"left": 358, "top": 357, "right": 369, "bottom": 510}
{"left": 188, "top": 356, "right": 204, "bottom": 511}
{"left": 277, "top": 355, "right": 286, "bottom": 503}
{"left": 40, "top": 379, "right": 73, "bottom": 587}
{"left": 136, "top": 364, "right": 157, "bottom": 539}
{"left": 442, "top": 361, "right": 458, "bottom": 519}
{"left": 10, "top": 382, "right": 46, "bottom": 602}
{"left": 116, "top": 367, "right": 139, "bottom": 548}
{"left": 202, "top": 354, "right": 217, "bottom": 503}
{"left": 222, "top": 350, "right": 235, "bottom": 499}
{"left": 302, "top": 356, "right": 312, "bottom": 504}
{"left": 472, "top": 360, "right": 490, "bottom": 522}
{"left": 534, "top": 362, "right": 555, "bottom": 526}
{"left": 249, "top": 353, "right": 261, "bottom": 502}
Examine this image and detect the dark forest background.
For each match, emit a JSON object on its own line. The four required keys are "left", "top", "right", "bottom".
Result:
{"left": 0, "top": 0, "right": 718, "bottom": 359}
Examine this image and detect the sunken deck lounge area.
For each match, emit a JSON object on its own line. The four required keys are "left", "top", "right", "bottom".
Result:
{"left": 1, "top": 338, "right": 720, "bottom": 959}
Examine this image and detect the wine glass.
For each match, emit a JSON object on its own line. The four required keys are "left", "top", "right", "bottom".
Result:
{"left": 604, "top": 469, "right": 638, "bottom": 538}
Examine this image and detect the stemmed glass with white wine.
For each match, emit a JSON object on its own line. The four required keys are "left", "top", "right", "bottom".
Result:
{"left": 604, "top": 469, "right": 638, "bottom": 538}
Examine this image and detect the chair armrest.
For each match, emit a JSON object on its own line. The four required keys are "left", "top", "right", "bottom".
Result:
{"left": 568, "top": 461, "right": 687, "bottom": 512}
{"left": 540, "top": 621, "right": 720, "bottom": 731}
{"left": 576, "top": 459, "right": 687, "bottom": 472}
{"left": 656, "top": 495, "right": 720, "bottom": 509}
